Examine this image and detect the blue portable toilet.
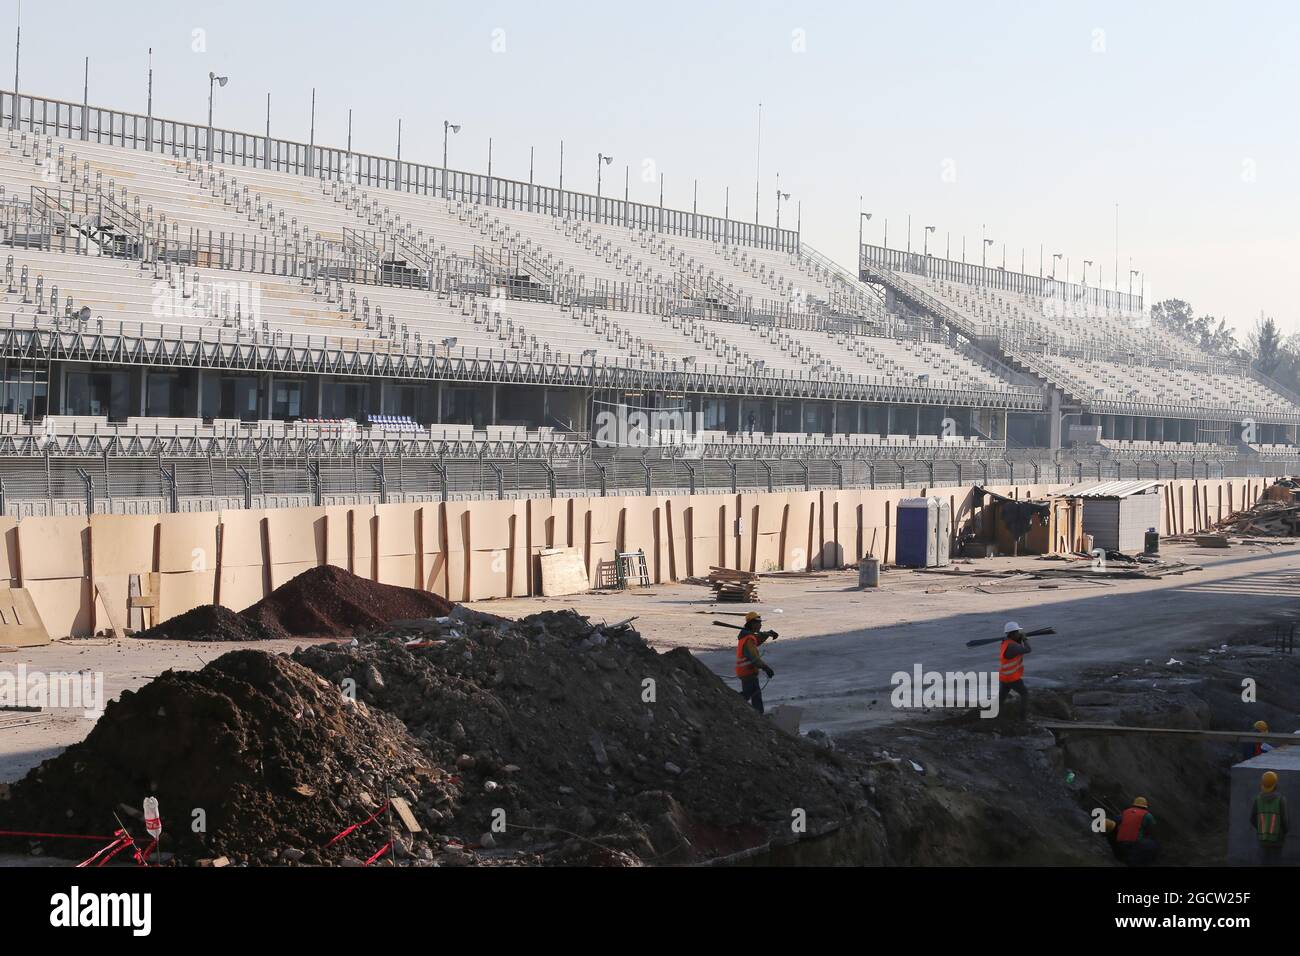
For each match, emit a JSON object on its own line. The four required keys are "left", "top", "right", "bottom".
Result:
{"left": 895, "top": 497, "right": 952, "bottom": 568}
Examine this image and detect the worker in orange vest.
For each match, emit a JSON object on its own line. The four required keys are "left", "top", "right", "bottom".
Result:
{"left": 1114, "top": 796, "right": 1159, "bottom": 866}
{"left": 735, "top": 611, "right": 777, "bottom": 714}
{"left": 1250, "top": 771, "right": 1288, "bottom": 865}
{"left": 997, "top": 622, "right": 1031, "bottom": 719}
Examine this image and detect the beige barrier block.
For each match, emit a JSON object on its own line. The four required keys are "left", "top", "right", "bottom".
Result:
{"left": 620, "top": 497, "right": 663, "bottom": 581}
{"left": 26, "top": 577, "right": 92, "bottom": 638}
{"left": 17, "top": 515, "right": 89, "bottom": 581}
{"left": 158, "top": 512, "right": 219, "bottom": 573}
{"left": 684, "top": 495, "right": 723, "bottom": 577}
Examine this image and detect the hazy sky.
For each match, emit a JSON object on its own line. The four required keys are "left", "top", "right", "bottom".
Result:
{"left": 7, "top": 0, "right": 1297, "bottom": 338}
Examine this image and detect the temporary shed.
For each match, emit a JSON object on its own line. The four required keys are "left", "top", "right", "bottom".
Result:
{"left": 970, "top": 487, "right": 1083, "bottom": 556}
{"left": 1053, "top": 480, "right": 1164, "bottom": 553}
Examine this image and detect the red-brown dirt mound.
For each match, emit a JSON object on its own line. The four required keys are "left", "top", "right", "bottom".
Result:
{"left": 241, "top": 565, "right": 453, "bottom": 639}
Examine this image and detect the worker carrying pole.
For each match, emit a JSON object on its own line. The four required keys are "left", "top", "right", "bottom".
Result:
{"left": 997, "top": 621, "right": 1031, "bottom": 720}
{"left": 734, "top": 611, "right": 777, "bottom": 714}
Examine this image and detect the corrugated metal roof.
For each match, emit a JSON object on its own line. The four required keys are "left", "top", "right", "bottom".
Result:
{"left": 1054, "top": 479, "right": 1164, "bottom": 499}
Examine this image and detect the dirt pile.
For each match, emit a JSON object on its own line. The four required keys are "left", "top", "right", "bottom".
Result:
{"left": 134, "top": 604, "right": 281, "bottom": 643}
{"left": 1, "top": 650, "right": 455, "bottom": 865}
{"left": 292, "top": 607, "right": 872, "bottom": 863}
{"left": 242, "top": 565, "right": 453, "bottom": 639}
{"left": 133, "top": 566, "right": 455, "bottom": 642}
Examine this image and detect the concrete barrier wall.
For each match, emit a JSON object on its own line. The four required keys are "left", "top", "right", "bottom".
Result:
{"left": 7, "top": 477, "right": 1268, "bottom": 638}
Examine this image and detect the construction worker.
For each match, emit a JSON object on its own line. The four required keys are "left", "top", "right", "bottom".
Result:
{"left": 997, "top": 622, "right": 1031, "bottom": 719}
{"left": 1114, "top": 796, "right": 1159, "bottom": 866}
{"left": 1250, "top": 771, "right": 1289, "bottom": 865}
{"left": 735, "top": 611, "right": 777, "bottom": 714}
{"left": 1245, "top": 720, "right": 1275, "bottom": 760}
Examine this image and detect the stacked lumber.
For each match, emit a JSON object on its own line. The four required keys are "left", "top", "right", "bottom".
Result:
{"left": 708, "top": 566, "right": 760, "bottom": 602}
{"left": 1211, "top": 500, "right": 1300, "bottom": 537}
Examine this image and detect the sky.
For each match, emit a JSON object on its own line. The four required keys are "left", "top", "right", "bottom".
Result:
{"left": 6, "top": 0, "right": 1298, "bottom": 339}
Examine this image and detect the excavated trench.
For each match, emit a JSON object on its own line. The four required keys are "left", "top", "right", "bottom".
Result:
{"left": 735, "top": 627, "right": 1300, "bottom": 867}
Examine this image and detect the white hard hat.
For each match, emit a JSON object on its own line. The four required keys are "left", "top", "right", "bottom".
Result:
{"left": 1004, "top": 621, "right": 1022, "bottom": 635}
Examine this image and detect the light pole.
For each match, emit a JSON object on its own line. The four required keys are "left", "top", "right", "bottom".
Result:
{"left": 207, "top": 71, "right": 228, "bottom": 161}
{"left": 1052, "top": 252, "right": 1063, "bottom": 279}
{"left": 982, "top": 238, "right": 993, "bottom": 268}
{"left": 596, "top": 152, "right": 613, "bottom": 196}
{"left": 1083, "top": 259, "right": 1094, "bottom": 286}
{"left": 923, "top": 225, "right": 935, "bottom": 256}
{"left": 443, "top": 120, "right": 461, "bottom": 170}
{"left": 1129, "top": 268, "right": 1139, "bottom": 297}
{"left": 774, "top": 175, "right": 790, "bottom": 231}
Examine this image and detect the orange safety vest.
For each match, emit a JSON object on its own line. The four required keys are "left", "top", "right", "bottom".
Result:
{"left": 998, "top": 639, "right": 1024, "bottom": 684}
{"left": 735, "top": 632, "right": 759, "bottom": 678}
{"left": 1116, "top": 806, "right": 1148, "bottom": 844}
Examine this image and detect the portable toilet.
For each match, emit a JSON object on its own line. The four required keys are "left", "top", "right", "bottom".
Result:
{"left": 895, "top": 497, "right": 951, "bottom": 567}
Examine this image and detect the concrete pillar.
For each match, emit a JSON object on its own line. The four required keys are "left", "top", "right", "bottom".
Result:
{"left": 1048, "top": 390, "right": 1062, "bottom": 450}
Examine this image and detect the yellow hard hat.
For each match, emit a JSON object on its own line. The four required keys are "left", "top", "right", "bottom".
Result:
{"left": 1132, "top": 796, "right": 1149, "bottom": 809}
{"left": 744, "top": 612, "right": 761, "bottom": 623}
{"left": 1262, "top": 771, "right": 1278, "bottom": 793}
{"left": 1254, "top": 720, "right": 1270, "bottom": 734}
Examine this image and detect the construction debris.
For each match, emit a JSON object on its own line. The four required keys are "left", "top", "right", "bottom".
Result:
{"left": 1210, "top": 497, "right": 1300, "bottom": 538}
{"left": 4, "top": 605, "right": 866, "bottom": 866}
{"left": 708, "top": 566, "right": 761, "bottom": 602}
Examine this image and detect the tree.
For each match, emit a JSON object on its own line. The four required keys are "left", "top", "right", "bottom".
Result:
{"left": 1149, "top": 298, "right": 1240, "bottom": 357}
{"left": 1249, "top": 314, "right": 1283, "bottom": 376}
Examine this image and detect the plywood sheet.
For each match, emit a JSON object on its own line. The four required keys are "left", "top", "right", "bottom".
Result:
{"left": 90, "top": 514, "right": 157, "bottom": 577}
{"left": 158, "top": 512, "right": 220, "bottom": 573}
{"left": 218, "top": 510, "right": 266, "bottom": 569}
{"left": 0, "top": 586, "right": 50, "bottom": 646}
{"left": 375, "top": 503, "right": 420, "bottom": 557}
{"left": 540, "top": 547, "right": 589, "bottom": 597}
{"left": 17, "top": 515, "right": 89, "bottom": 581}
{"left": 218, "top": 564, "right": 267, "bottom": 613}
{"left": 265, "top": 507, "right": 326, "bottom": 567}
{"left": 25, "top": 577, "right": 92, "bottom": 638}
{"left": 377, "top": 554, "right": 421, "bottom": 590}
{"left": 0, "top": 519, "right": 18, "bottom": 585}
{"left": 157, "top": 569, "right": 217, "bottom": 622}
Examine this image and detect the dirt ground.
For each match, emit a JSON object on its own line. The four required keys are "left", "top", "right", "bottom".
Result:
{"left": 2, "top": 538, "right": 1297, "bottom": 866}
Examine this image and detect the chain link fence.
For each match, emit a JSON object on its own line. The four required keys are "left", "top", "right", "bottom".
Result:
{"left": 0, "top": 450, "right": 1294, "bottom": 516}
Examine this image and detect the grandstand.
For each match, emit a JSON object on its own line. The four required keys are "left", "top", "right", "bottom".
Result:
{"left": 0, "top": 86, "right": 1292, "bottom": 513}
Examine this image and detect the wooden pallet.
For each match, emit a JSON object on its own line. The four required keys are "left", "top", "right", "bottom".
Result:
{"left": 708, "top": 566, "right": 760, "bottom": 603}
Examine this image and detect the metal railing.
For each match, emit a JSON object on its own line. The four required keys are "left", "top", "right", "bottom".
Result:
{"left": 1, "top": 88, "right": 800, "bottom": 255}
